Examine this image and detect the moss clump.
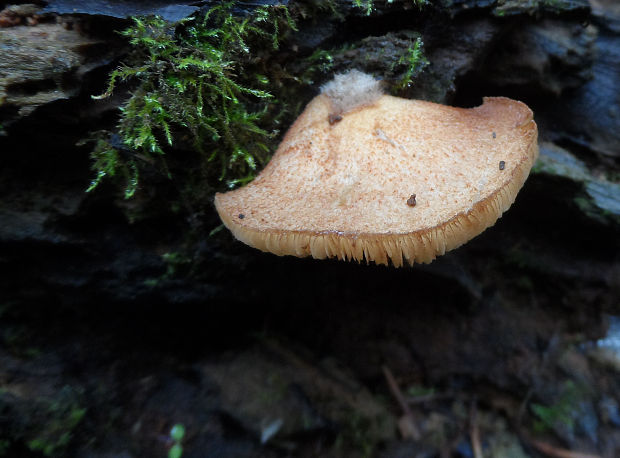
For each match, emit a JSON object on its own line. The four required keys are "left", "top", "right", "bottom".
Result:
{"left": 88, "top": 2, "right": 297, "bottom": 198}
{"left": 88, "top": 1, "right": 429, "bottom": 201}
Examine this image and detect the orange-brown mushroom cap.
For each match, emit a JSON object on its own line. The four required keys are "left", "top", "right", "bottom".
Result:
{"left": 214, "top": 90, "right": 538, "bottom": 267}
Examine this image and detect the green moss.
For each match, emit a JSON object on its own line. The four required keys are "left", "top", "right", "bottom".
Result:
{"left": 144, "top": 251, "right": 193, "bottom": 287}
{"left": 297, "top": 48, "right": 336, "bottom": 85}
{"left": 394, "top": 36, "right": 427, "bottom": 90}
{"left": 89, "top": 2, "right": 297, "bottom": 197}
{"left": 298, "top": 32, "right": 428, "bottom": 93}
{"left": 25, "top": 387, "right": 86, "bottom": 457}
{"left": 89, "top": 1, "right": 430, "bottom": 201}
{"left": 354, "top": 0, "right": 428, "bottom": 15}
{"left": 161, "top": 251, "right": 192, "bottom": 278}
{"left": 86, "top": 136, "right": 138, "bottom": 199}
{"left": 530, "top": 381, "right": 583, "bottom": 434}
{"left": 353, "top": 0, "right": 375, "bottom": 15}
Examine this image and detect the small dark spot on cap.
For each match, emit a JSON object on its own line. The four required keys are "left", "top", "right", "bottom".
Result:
{"left": 238, "top": 213, "right": 245, "bottom": 219}
{"left": 492, "top": 132, "right": 496, "bottom": 139}
{"left": 328, "top": 114, "right": 343, "bottom": 125}
{"left": 407, "top": 194, "right": 417, "bottom": 207}
{"left": 499, "top": 161, "right": 505, "bottom": 170}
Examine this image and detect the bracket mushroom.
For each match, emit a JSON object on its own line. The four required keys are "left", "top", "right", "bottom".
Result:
{"left": 215, "top": 71, "right": 538, "bottom": 267}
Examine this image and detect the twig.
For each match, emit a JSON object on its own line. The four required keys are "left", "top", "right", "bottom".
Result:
{"left": 470, "top": 399, "right": 483, "bottom": 458}
{"left": 382, "top": 365, "right": 421, "bottom": 440}
{"left": 529, "top": 439, "right": 601, "bottom": 458}
{"left": 382, "top": 365, "right": 414, "bottom": 416}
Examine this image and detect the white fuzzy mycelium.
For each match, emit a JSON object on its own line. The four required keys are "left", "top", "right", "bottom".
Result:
{"left": 320, "top": 70, "right": 383, "bottom": 115}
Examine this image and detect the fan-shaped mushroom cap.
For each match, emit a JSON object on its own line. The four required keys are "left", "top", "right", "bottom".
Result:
{"left": 214, "top": 84, "right": 538, "bottom": 267}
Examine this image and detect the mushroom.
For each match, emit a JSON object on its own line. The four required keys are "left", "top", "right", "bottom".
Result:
{"left": 214, "top": 71, "right": 538, "bottom": 267}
